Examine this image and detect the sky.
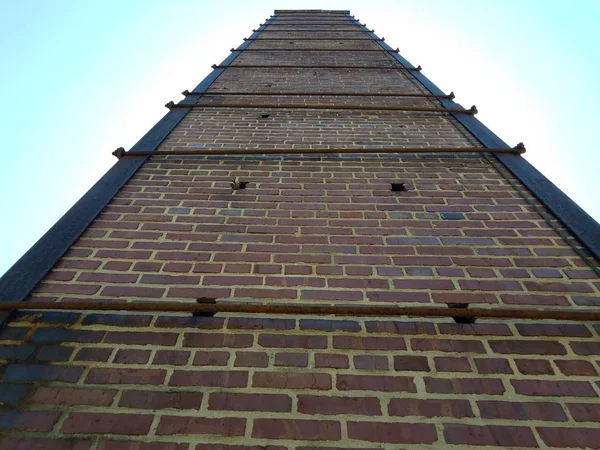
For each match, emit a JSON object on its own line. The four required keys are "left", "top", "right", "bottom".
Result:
{"left": 1, "top": 0, "right": 599, "bottom": 277}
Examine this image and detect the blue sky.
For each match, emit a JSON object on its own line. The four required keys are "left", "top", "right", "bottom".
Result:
{"left": 1, "top": 0, "right": 599, "bottom": 277}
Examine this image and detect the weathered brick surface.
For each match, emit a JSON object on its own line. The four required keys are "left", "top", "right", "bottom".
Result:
{"left": 0, "top": 9, "right": 599, "bottom": 450}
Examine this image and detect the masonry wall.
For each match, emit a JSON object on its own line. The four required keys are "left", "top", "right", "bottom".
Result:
{"left": 1, "top": 9, "right": 599, "bottom": 450}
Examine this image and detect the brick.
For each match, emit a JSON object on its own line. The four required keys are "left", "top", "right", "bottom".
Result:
{"left": 75, "top": 347, "right": 112, "bottom": 362}
{"left": 31, "top": 328, "right": 104, "bottom": 344}
{"left": 114, "top": 349, "right": 151, "bottom": 364}
{"left": 227, "top": 317, "right": 295, "bottom": 330}
{"left": 298, "top": 395, "right": 381, "bottom": 415}
{"left": 86, "top": 368, "right": 165, "bottom": 385}
{"left": 537, "top": 427, "right": 600, "bottom": 448}
{"left": 459, "top": 279, "right": 523, "bottom": 291}
{"left": 444, "top": 424, "right": 537, "bottom": 447}
{"left": 235, "top": 287, "right": 297, "bottom": 299}
{"left": 30, "top": 387, "right": 115, "bottom": 406}
{"left": 389, "top": 398, "right": 473, "bottom": 418}
{"left": 411, "top": 338, "right": 485, "bottom": 353}
{"left": 512, "top": 380, "right": 597, "bottom": 397}
{"left": 37, "top": 283, "right": 100, "bottom": 295}
{"left": 437, "top": 323, "right": 512, "bottom": 336}
{"left": 253, "top": 372, "right": 331, "bottom": 390}
{"left": 0, "top": 344, "right": 35, "bottom": 360}
{"left": 153, "top": 350, "right": 191, "bottom": 366}
{"left": 474, "top": 358, "right": 513, "bottom": 374}
{"left": 568, "top": 403, "right": 600, "bottom": 422}
{"left": 425, "top": 377, "right": 505, "bottom": 395}
{"left": 315, "top": 353, "right": 349, "bottom": 369}
{"left": 184, "top": 333, "right": 253, "bottom": 348}
{"left": 209, "top": 392, "right": 291, "bottom": 412}
{"left": 193, "top": 351, "right": 230, "bottom": 366}
{"left": 301, "top": 289, "right": 363, "bottom": 301}
{"left": 195, "top": 446, "right": 284, "bottom": 450}
{"left": 348, "top": 421, "right": 437, "bottom": 444}
{"left": 333, "top": 336, "right": 405, "bottom": 351}
{"left": 434, "top": 356, "right": 471, "bottom": 372}
{"left": 431, "top": 292, "right": 498, "bottom": 304}
{"left": 203, "top": 275, "right": 263, "bottom": 286}
{"left": 157, "top": 416, "right": 245, "bottom": 436}
{"left": 394, "top": 355, "right": 430, "bottom": 372}
{"left": 366, "top": 321, "right": 435, "bottom": 335}
{"left": 156, "top": 316, "right": 225, "bottom": 329}
{"left": 82, "top": 313, "right": 152, "bottom": 327}
{"left": 275, "top": 352, "right": 308, "bottom": 367}
{"left": 0, "top": 438, "right": 91, "bottom": 450}
{"left": 0, "top": 410, "right": 61, "bottom": 432}
{"left": 337, "top": 375, "right": 416, "bottom": 392}
{"left": 478, "top": 401, "right": 568, "bottom": 422}
{"left": 259, "top": 334, "right": 326, "bottom": 349}
{"left": 299, "top": 319, "right": 360, "bottom": 332}
{"left": 367, "top": 290, "right": 431, "bottom": 302}
{"left": 3, "top": 364, "right": 82, "bottom": 383}
{"left": 61, "top": 412, "right": 153, "bottom": 435}
{"left": 515, "top": 359, "right": 554, "bottom": 375}
{"left": 556, "top": 360, "right": 598, "bottom": 376}
{"left": 14, "top": 311, "right": 79, "bottom": 325}
{"left": 234, "top": 351, "right": 269, "bottom": 368}
{"left": 0, "top": 383, "right": 31, "bottom": 407}
{"left": 570, "top": 341, "right": 600, "bottom": 356}
{"left": 98, "top": 441, "right": 184, "bottom": 450}
{"left": 394, "top": 279, "right": 455, "bottom": 290}
{"left": 253, "top": 419, "right": 341, "bottom": 441}
{"left": 76, "top": 272, "right": 138, "bottom": 283}
{"left": 119, "top": 390, "right": 203, "bottom": 409}
{"left": 524, "top": 281, "right": 594, "bottom": 293}
{"left": 354, "top": 355, "right": 388, "bottom": 370}
{"left": 170, "top": 370, "right": 248, "bottom": 388}
{"left": 502, "top": 293, "right": 570, "bottom": 305}
{"left": 516, "top": 323, "right": 592, "bottom": 337}
{"left": 100, "top": 285, "right": 165, "bottom": 298}
{"left": 105, "top": 331, "right": 178, "bottom": 346}
{"left": 141, "top": 274, "right": 201, "bottom": 284}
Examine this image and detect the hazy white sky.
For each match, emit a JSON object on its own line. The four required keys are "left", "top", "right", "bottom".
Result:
{"left": 1, "top": 0, "right": 599, "bottom": 277}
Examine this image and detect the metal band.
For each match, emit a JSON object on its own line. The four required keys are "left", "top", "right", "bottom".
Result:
{"left": 182, "top": 91, "right": 454, "bottom": 99}
{"left": 213, "top": 65, "right": 421, "bottom": 70}
{"left": 232, "top": 48, "right": 396, "bottom": 52}
{"left": 165, "top": 102, "right": 476, "bottom": 114}
{"left": 112, "top": 145, "right": 525, "bottom": 159}
{"left": 0, "top": 300, "right": 597, "bottom": 322}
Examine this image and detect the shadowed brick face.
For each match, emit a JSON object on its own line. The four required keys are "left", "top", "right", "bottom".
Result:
{"left": 0, "top": 9, "right": 599, "bottom": 450}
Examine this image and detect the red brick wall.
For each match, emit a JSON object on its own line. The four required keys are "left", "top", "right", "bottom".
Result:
{"left": 1, "top": 9, "right": 599, "bottom": 449}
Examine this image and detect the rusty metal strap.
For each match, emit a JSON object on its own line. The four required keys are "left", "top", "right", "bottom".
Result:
{"left": 253, "top": 29, "right": 374, "bottom": 32}
{"left": 112, "top": 145, "right": 526, "bottom": 159}
{"left": 0, "top": 301, "right": 598, "bottom": 322}
{"left": 243, "top": 38, "right": 384, "bottom": 41}
{"left": 181, "top": 90, "right": 455, "bottom": 99}
{"left": 231, "top": 48, "right": 398, "bottom": 52}
{"left": 212, "top": 64, "right": 421, "bottom": 70}
{"left": 164, "top": 102, "right": 475, "bottom": 115}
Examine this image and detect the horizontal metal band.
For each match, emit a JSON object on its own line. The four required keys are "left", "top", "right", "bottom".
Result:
{"left": 181, "top": 90, "right": 455, "bottom": 99}
{"left": 253, "top": 29, "right": 374, "bottom": 32}
{"left": 112, "top": 145, "right": 525, "bottom": 159}
{"left": 165, "top": 101, "right": 476, "bottom": 114}
{"left": 0, "top": 300, "right": 595, "bottom": 322}
{"left": 243, "top": 37, "right": 384, "bottom": 41}
{"left": 232, "top": 48, "right": 397, "bottom": 52}
{"left": 261, "top": 22, "right": 357, "bottom": 26}
{"left": 212, "top": 64, "right": 421, "bottom": 70}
